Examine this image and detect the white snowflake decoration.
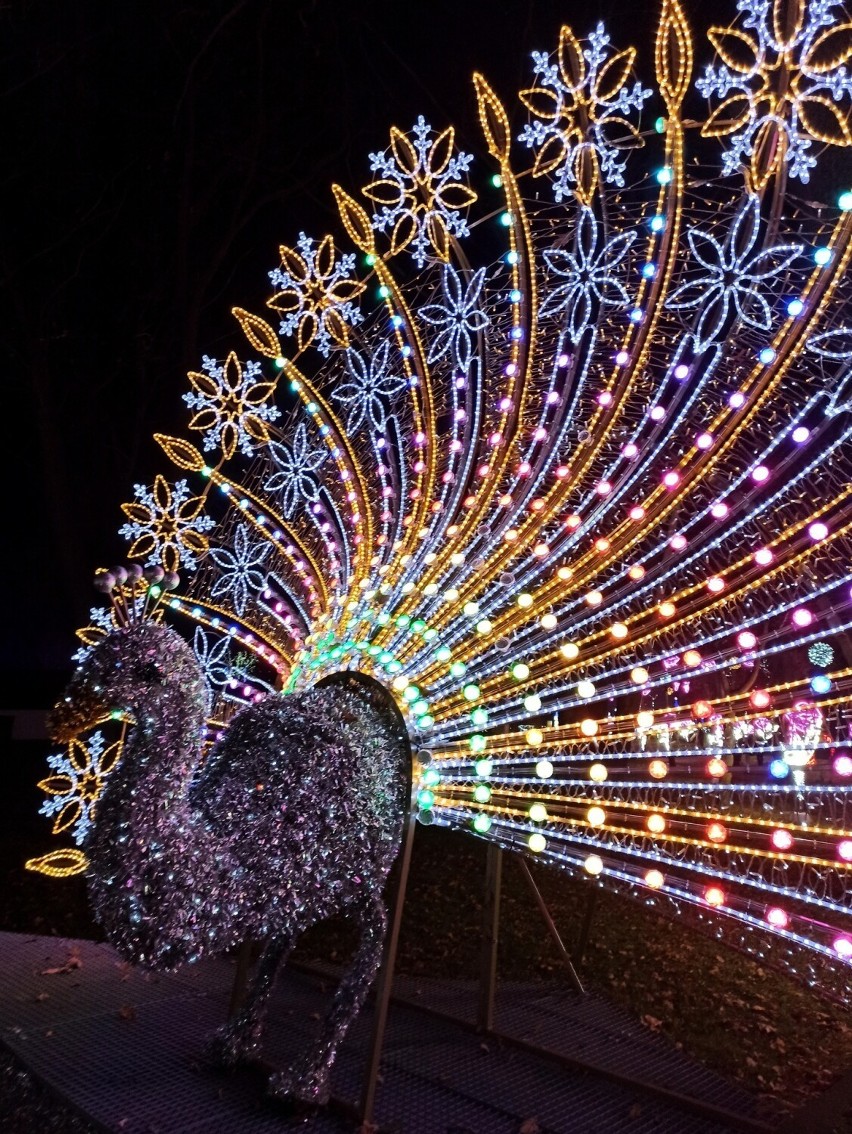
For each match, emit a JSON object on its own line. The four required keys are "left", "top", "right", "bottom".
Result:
{"left": 697, "top": 0, "right": 852, "bottom": 183}
{"left": 365, "top": 116, "right": 475, "bottom": 268}
{"left": 183, "top": 353, "right": 280, "bottom": 459}
{"left": 268, "top": 233, "right": 364, "bottom": 357}
{"left": 39, "top": 731, "right": 118, "bottom": 846}
{"left": 119, "top": 477, "right": 215, "bottom": 572}
{"left": 519, "top": 23, "right": 651, "bottom": 201}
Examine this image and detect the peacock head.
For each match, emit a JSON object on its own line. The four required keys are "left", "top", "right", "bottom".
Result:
{"left": 49, "top": 621, "right": 205, "bottom": 744}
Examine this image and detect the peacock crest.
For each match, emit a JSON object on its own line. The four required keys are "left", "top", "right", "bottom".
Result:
{"left": 34, "top": 0, "right": 852, "bottom": 999}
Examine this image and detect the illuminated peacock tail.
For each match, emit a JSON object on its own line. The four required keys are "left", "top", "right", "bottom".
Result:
{"left": 33, "top": 0, "right": 852, "bottom": 996}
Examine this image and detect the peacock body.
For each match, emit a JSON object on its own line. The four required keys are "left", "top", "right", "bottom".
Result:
{"left": 35, "top": 0, "right": 852, "bottom": 1009}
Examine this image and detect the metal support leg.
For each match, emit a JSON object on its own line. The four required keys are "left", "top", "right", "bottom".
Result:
{"left": 228, "top": 938, "right": 256, "bottom": 1018}
{"left": 477, "top": 842, "right": 502, "bottom": 1032}
{"left": 516, "top": 855, "right": 585, "bottom": 995}
{"left": 359, "top": 811, "right": 417, "bottom": 1127}
{"left": 573, "top": 887, "right": 599, "bottom": 974}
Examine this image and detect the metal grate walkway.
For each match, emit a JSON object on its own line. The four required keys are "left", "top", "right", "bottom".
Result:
{"left": 0, "top": 932, "right": 773, "bottom": 1133}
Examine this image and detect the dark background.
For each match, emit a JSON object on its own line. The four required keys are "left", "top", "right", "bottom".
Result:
{"left": 1, "top": 0, "right": 663, "bottom": 708}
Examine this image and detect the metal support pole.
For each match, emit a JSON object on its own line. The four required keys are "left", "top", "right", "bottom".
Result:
{"left": 573, "top": 886, "right": 599, "bottom": 973}
{"left": 477, "top": 841, "right": 503, "bottom": 1031}
{"left": 359, "top": 811, "right": 417, "bottom": 1127}
{"left": 516, "top": 855, "right": 585, "bottom": 995}
{"left": 227, "top": 938, "right": 255, "bottom": 1018}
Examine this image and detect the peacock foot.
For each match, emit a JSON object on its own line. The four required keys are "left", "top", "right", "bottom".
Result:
{"left": 203, "top": 1022, "right": 263, "bottom": 1070}
{"left": 267, "top": 1063, "right": 331, "bottom": 1108}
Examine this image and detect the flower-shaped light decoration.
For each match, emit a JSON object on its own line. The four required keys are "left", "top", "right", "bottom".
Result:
{"left": 209, "top": 524, "right": 269, "bottom": 617}
{"left": 518, "top": 23, "right": 651, "bottom": 203}
{"left": 419, "top": 264, "right": 489, "bottom": 373}
{"left": 39, "top": 732, "right": 122, "bottom": 846}
{"left": 264, "top": 423, "right": 327, "bottom": 519}
{"left": 183, "top": 352, "right": 280, "bottom": 460}
{"left": 267, "top": 233, "right": 365, "bottom": 357}
{"left": 665, "top": 194, "right": 802, "bottom": 352}
{"left": 119, "top": 475, "right": 215, "bottom": 572}
{"left": 192, "top": 626, "right": 234, "bottom": 710}
{"left": 809, "top": 326, "right": 852, "bottom": 415}
{"left": 364, "top": 116, "right": 476, "bottom": 267}
{"left": 539, "top": 207, "right": 636, "bottom": 342}
{"left": 697, "top": 0, "right": 852, "bottom": 185}
{"left": 332, "top": 341, "right": 408, "bottom": 435}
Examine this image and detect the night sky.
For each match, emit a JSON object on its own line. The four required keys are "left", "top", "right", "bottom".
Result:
{"left": 3, "top": 0, "right": 677, "bottom": 702}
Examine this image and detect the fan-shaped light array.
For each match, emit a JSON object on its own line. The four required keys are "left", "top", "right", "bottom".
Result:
{"left": 32, "top": 0, "right": 852, "bottom": 996}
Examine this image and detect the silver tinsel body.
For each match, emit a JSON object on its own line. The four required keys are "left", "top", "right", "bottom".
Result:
{"left": 51, "top": 621, "right": 410, "bottom": 1102}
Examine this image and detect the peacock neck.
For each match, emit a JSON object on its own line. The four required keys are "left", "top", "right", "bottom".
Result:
{"left": 87, "top": 683, "right": 232, "bottom": 967}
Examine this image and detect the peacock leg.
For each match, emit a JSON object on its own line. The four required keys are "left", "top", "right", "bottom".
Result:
{"left": 205, "top": 932, "right": 294, "bottom": 1068}
{"left": 267, "top": 895, "right": 387, "bottom": 1107}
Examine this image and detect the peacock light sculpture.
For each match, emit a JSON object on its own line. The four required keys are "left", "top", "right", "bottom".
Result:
{"left": 33, "top": 0, "right": 852, "bottom": 1094}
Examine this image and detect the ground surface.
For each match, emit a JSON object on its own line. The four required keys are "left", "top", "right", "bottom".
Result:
{"left": 3, "top": 800, "right": 851, "bottom": 1123}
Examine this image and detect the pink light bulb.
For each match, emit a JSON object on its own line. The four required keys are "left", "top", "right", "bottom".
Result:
{"left": 792, "top": 608, "right": 813, "bottom": 628}
{"left": 711, "top": 502, "right": 729, "bottom": 520}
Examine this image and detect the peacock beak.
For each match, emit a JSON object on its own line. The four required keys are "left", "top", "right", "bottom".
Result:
{"left": 48, "top": 670, "right": 107, "bottom": 743}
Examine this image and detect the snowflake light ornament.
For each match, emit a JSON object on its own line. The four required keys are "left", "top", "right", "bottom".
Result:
{"left": 809, "top": 326, "right": 852, "bottom": 415}
{"left": 265, "top": 423, "right": 326, "bottom": 518}
{"left": 209, "top": 524, "right": 269, "bottom": 616}
{"left": 419, "top": 265, "right": 489, "bottom": 373}
{"left": 666, "top": 193, "right": 802, "bottom": 351}
{"left": 183, "top": 352, "right": 280, "bottom": 460}
{"left": 119, "top": 476, "right": 214, "bottom": 572}
{"left": 332, "top": 341, "right": 408, "bottom": 435}
{"left": 364, "top": 116, "right": 476, "bottom": 267}
{"left": 519, "top": 23, "right": 651, "bottom": 203}
{"left": 697, "top": 0, "right": 852, "bottom": 186}
{"left": 267, "top": 233, "right": 365, "bottom": 356}
{"left": 539, "top": 207, "right": 636, "bottom": 342}
{"left": 39, "top": 732, "right": 122, "bottom": 846}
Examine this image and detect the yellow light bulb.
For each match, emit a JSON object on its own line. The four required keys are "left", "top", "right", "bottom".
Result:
{"left": 580, "top": 719, "right": 599, "bottom": 737}
{"left": 526, "top": 728, "right": 544, "bottom": 747}
{"left": 589, "top": 762, "right": 608, "bottom": 782}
